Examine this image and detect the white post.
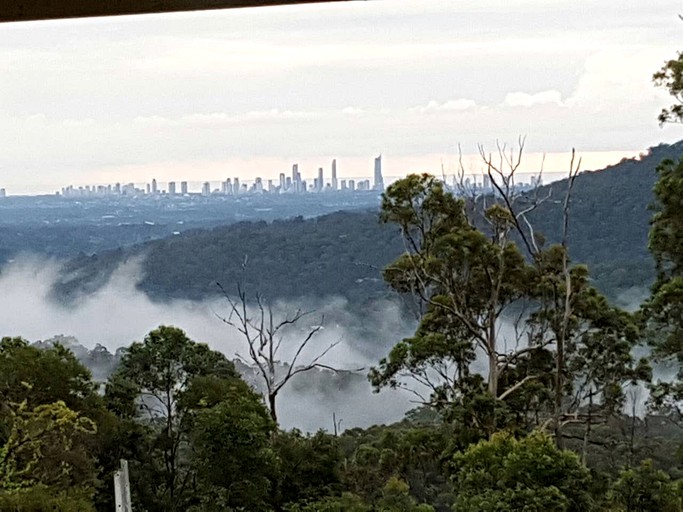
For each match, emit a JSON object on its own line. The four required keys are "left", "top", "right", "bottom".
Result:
{"left": 114, "top": 459, "right": 132, "bottom": 512}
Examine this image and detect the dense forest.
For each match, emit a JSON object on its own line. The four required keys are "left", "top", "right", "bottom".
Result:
{"left": 52, "top": 140, "right": 683, "bottom": 309}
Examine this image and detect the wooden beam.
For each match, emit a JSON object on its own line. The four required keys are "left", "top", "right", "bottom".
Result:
{"left": 0, "top": 0, "right": 352, "bottom": 23}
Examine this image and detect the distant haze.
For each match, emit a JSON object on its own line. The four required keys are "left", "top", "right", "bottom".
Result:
{"left": 0, "top": 256, "right": 416, "bottom": 431}
{"left": 1, "top": 1, "right": 682, "bottom": 193}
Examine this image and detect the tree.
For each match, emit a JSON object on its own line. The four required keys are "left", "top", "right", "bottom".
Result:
{"left": 654, "top": 52, "right": 683, "bottom": 124}
{"left": 105, "top": 325, "right": 248, "bottom": 511}
{"left": 606, "top": 460, "right": 682, "bottom": 512}
{"left": 371, "top": 173, "right": 534, "bottom": 408}
{"left": 644, "top": 157, "right": 683, "bottom": 415}
{"left": 273, "top": 429, "right": 343, "bottom": 507}
{"left": 373, "top": 165, "right": 650, "bottom": 445}
{"left": 0, "top": 337, "right": 101, "bottom": 438}
{"left": 0, "top": 337, "right": 108, "bottom": 509}
{"left": 186, "top": 380, "right": 278, "bottom": 512}
{"left": 0, "top": 400, "right": 97, "bottom": 506}
{"left": 450, "top": 431, "right": 594, "bottom": 512}
{"left": 218, "top": 283, "right": 346, "bottom": 424}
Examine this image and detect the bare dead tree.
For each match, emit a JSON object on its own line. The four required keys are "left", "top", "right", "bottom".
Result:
{"left": 216, "top": 282, "right": 347, "bottom": 424}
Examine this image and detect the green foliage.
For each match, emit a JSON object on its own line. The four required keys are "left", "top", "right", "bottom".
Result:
{"left": 0, "top": 338, "right": 106, "bottom": 507}
{"left": 188, "top": 395, "right": 277, "bottom": 512}
{"left": 373, "top": 173, "right": 534, "bottom": 412}
{"left": 338, "top": 423, "right": 455, "bottom": 510}
{"left": 374, "top": 174, "right": 649, "bottom": 443}
{"left": 644, "top": 157, "right": 683, "bottom": 412}
{"left": 273, "top": 429, "right": 344, "bottom": 506}
{"left": 105, "top": 325, "right": 261, "bottom": 512}
{"left": 606, "top": 460, "right": 682, "bottom": 511}
{"left": 450, "top": 431, "right": 594, "bottom": 512}
{"left": 0, "top": 337, "right": 100, "bottom": 440}
{"left": 0, "top": 400, "right": 97, "bottom": 492}
{"left": 654, "top": 52, "right": 683, "bottom": 124}
{"left": 0, "top": 485, "right": 95, "bottom": 512}
{"left": 286, "top": 492, "right": 373, "bottom": 512}
{"left": 647, "top": 158, "right": 683, "bottom": 365}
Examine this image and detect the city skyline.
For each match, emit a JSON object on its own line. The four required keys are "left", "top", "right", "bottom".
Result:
{"left": 1, "top": 1, "right": 682, "bottom": 194}
{"left": 57, "top": 157, "right": 385, "bottom": 197}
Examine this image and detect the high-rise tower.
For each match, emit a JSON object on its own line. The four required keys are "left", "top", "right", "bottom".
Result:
{"left": 331, "top": 159, "right": 338, "bottom": 191}
{"left": 374, "top": 154, "right": 384, "bottom": 192}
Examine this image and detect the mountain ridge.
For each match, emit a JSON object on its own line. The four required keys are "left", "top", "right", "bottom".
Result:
{"left": 51, "top": 141, "right": 683, "bottom": 306}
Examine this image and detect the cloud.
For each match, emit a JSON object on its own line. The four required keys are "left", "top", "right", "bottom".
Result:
{"left": 502, "top": 90, "right": 564, "bottom": 108}
{"left": 413, "top": 98, "right": 478, "bottom": 114}
{"left": 133, "top": 109, "right": 318, "bottom": 129}
{"left": 0, "top": 256, "right": 416, "bottom": 431}
{"left": 342, "top": 107, "right": 365, "bottom": 116}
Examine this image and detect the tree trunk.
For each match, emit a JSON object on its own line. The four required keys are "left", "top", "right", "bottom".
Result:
{"left": 488, "top": 318, "right": 498, "bottom": 398}
{"left": 488, "top": 350, "right": 498, "bottom": 398}
{"left": 268, "top": 392, "right": 278, "bottom": 424}
{"left": 554, "top": 331, "right": 564, "bottom": 449}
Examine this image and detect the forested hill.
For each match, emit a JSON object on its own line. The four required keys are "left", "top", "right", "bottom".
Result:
{"left": 53, "top": 141, "right": 683, "bottom": 305}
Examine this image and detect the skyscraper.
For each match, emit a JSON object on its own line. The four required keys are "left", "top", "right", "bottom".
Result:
{"left": 202, "top": 181, "right": 211, "bottom": 196}
{"left": 180, "top": 181, "right": 188, "bottom": 195}
{"left": 279, "top": 172, "right": 286, "bottom": 191}
{"left": 317, "top": 167, "right": 324, "bottom": 192}
{"left": 168, "top": 181, "right": 176, "bottom": 195}
{"left": 331, "top": 159, "right": 338, "bottom": 191}
{"left": 292, "top": 164, "right": 302, "bottom": 193}
{"left": 151, "top": 178, "right": 158, "bottom": 195}
{"left": 374, "top": 154, "right": 384, "bottom": 192}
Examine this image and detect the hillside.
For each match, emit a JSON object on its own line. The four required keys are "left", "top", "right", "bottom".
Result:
{"left": 52, "top": 141, "right": 683, "bottom": 306}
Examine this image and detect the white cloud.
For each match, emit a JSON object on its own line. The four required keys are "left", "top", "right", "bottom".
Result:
{"left": 342, "top": 107, "right": 365, "bottom": 116}
{"left": 502, "top": 90, "right": 564, "bottom": 108}
{"left": 132, "top": 109, "right": 318, "bottom": 129}
{"left": 414, "top": 99, "right": 478, "bottom": 114}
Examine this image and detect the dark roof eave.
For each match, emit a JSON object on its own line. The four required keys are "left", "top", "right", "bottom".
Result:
{"left": 1, "top": 0, "right": 354, "bottom": 23}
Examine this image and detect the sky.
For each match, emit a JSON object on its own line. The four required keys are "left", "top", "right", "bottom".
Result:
{"left": 1, "top": 0, "right": 683, "bottom": 194}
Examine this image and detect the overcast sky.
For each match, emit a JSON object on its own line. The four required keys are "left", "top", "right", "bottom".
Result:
{"left": 1, "top": 0, "right": 683, "bottom": 194}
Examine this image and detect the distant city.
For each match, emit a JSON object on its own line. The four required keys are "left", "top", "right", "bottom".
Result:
{"left": 56, "top": 156, "right": 386, "bottom": 199}
{"left": 0, "top": 154, "right": 549, "bottom": 199}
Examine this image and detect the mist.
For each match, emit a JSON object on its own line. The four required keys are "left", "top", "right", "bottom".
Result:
{"left": 0, "top": 256, "right": 417, "bottom": 432}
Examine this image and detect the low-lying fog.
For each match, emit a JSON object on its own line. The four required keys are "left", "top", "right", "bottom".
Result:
{"left": 0, "top": 256, "right": 417, "bottom": 432}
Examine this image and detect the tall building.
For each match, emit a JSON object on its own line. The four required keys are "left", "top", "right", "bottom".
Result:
{"left": 168, "top": 181, "right": 176, "bottom": 195}
{"left": 279, "top": 173, "right": 286, "bottom": 191}
{"left": 180, "top": 181, "right": 188, "bottom": 195}
{"left": 292, "top": 164, "right": 301, "bottom": 193}
{"left": 374, "top": 154, "right": 384, "bottom": 191}
{"left": 151, "top": 178, "right": 158, "bottom": 195}
{"left": 317, "top": 167, "right": 324, "bottom": 192}
{"left": 202, "top": 181, "right": 211, "bottom": 196}
{"left": 0, "top": 188, "right": 6, "bottom": 198}
{"left": 233, "top": 177, "right": 240, "bottom": 195}
{"left": 331, "top": 159, "right": 338, "bottom": 191}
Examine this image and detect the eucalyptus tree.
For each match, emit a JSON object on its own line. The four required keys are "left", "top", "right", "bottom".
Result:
{"left": 105, "top": 325, "right": 262, "bottom": 511}
{"left": 372, "top": 167, "right": 650, "bottom": 441}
